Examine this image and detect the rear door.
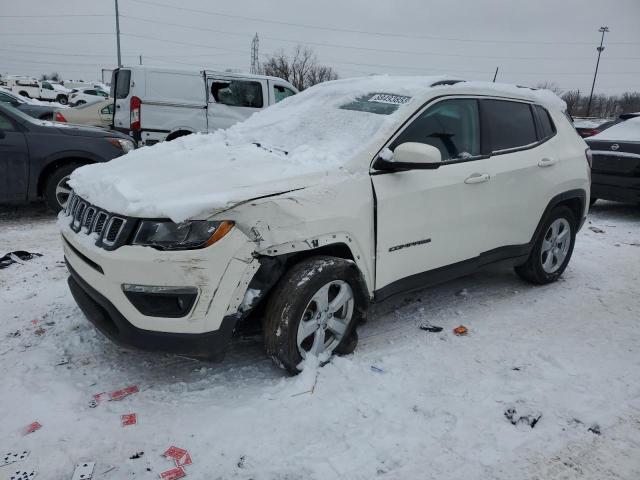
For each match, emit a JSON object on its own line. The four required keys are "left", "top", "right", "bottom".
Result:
{"left": 206, "top": 77, "right": 267, "bottom": 131}
{"left": 0, "top": 111, "right": 29, "bottom": 202}
{"left": 478, "top": 98, "right": 548, "bottom": 248}
{"left": 111, "top": 68, "right": 132, "bottom": 130}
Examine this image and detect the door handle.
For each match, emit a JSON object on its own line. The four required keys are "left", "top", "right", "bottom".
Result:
{"left": 538, "top": 157, "right": 557, "bottom": 167}
{"left": 464, "top": 173, "right": 490, "bottom": 184}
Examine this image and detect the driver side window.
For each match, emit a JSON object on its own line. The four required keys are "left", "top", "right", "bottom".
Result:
{"left": 391, "top": 98, "right": 480, "bottom": 161}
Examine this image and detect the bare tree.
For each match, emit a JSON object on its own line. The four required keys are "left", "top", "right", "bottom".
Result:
{"left": 40, "top": 72, "right": 60, "bottom": 82}
{"left": 261, "top": 45, "right": 337, "bottom": 90}
{"left": 561, "top": 89, "right": 640, "bottom": 118}
{"left": 534, "top": 81, "right": 563, "bottom": 96}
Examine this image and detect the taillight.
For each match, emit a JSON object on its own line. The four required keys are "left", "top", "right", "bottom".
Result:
{"left": 54, "top": 111, "right": 67, "bottom": 122}
{"left": 130, "top": 96, "right": 141, "bottom": 132}
{"left": 585, "top": 148, "right": 593, "bottom": 168}
{"left": 580, "top": 128, "right": 600, "bottom": 138}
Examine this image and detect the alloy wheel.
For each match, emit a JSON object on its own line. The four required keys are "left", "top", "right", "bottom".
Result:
{"left": 540, "top": 218, "right": 571, "bottom": 273}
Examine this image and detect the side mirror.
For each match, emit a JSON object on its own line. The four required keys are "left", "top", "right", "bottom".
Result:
{"left": 373, "top": 142, "right": 442, "bottom": 172}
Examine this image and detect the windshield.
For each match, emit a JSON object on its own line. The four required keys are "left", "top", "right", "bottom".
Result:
{"left": 221, "top": 76, "right": 436, "bottom": 169}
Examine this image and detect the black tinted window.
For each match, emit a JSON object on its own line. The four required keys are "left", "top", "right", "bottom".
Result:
{"left": 484, "top": 100, "right": 537, "bottom": 151}
{"left": 391, "top": 98, "right": 480, "bottom": 161}
{"left": 210, "top": 80, "right": 263, "bottom": 108}
{"left": 114, "top": 69, "right": 131, "bottom": 99}
{"left": 535, "top": 105, "right": 556, "bottom": 139}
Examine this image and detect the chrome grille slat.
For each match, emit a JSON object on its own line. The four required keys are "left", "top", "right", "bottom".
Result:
{"left": 67, "top": 192, "right": 129, "bottom": 249}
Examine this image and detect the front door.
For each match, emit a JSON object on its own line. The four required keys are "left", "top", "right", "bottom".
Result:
{"left": 0, "top": 111, "right": 29, "bottom": 202}
{"left": 372, "top": 97, "right": 494, "bottom": 292}
{"left": 206, "top": 77, "right": 267, "bottom": 132}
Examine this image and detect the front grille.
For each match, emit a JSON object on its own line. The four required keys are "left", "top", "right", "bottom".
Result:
{"left": 64, "top": 193, "right": 133, "bottom": 251}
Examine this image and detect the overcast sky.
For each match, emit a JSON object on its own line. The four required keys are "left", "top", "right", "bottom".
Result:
{"left": 2, "top": 0, "right": 639, "bottom": 94}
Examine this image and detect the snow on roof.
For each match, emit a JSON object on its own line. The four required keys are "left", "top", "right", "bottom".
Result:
{"left": 69, "top": 75, "right": 567, "bottom": 222}
{"left": 590, "top": 116, "right": 640, "bottom": 142}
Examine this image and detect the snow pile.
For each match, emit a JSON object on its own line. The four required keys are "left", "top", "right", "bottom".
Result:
{"left": 590, "top": 116, "right": 640, "bottom": 141}
{"left": 70, "top": 75, "right": 449, "bottom": 221}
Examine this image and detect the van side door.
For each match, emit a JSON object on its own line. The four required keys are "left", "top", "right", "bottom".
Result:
{"left": 112, "top": 68, "right": 132, "bottom": 132}
{"left": 206, "top": 77, "right": 267, "bottom": 132}
{"left": 0, "top": 110, "right": 29, "bottom": 202}
{"left": 268, "top": 80, "right": 297, "bottom": 104}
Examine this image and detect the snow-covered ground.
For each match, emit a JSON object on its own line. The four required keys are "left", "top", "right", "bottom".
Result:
{"left": 1, "top": 202, "right": 639, "bottom": 479}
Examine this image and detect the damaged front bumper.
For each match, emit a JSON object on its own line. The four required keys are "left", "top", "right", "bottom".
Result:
{"left": 60, "top": 219, "right": 260, "bottom": 361}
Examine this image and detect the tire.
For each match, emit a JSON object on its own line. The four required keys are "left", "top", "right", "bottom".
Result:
{"left": 19, "top": 91, "right": 30, "bottom": 98}
{"left": 515, "top": 206, "right": 577, "bottom": 285}
{"left": 590, "top": 197, "right": 598, "bottom": 207}
{"left": 57, "top": 95, "right": 68, "bottom": 105}
{"left": 263, "top": 256, "right": 367, "bottom": 374}
{"left": 75, "top": 100, "right": 86, "bottom": 106}
{"left": 44, "top": 163, "right": 81, "bottom": 213}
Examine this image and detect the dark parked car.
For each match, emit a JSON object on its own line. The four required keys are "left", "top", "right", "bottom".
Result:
{"left": 586, "top": 114, "right": 640, "bottom": 205}
{"left": 0, "top": 103, "right": 135, "bottom": 212}
{"left": 0, "top": 88, "right": 55, "bottom": 121}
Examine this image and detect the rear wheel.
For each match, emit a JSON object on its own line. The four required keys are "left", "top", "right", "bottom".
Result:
{"left": 44, "top": 163, "right": 81, "bottom": 213}
{"left": 263, "top": 256, "right": 366, "bottom": 374}
{"left": 515, "top": 206, "right": 576, "bottom": 285}
{"left": 56, "top": 95, "right": 68, "bottom": 105}
{"left": 75, "top": 100, "right": 86, "bottom": 106}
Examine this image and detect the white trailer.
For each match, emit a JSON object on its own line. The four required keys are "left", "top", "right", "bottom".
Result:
{"left": 110, "top": 66, "right": 298, "bottom": 145}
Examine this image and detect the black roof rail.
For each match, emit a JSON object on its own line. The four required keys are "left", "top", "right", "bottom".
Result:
{"left": 430, "top": 79, "right": 465, "bottom": 87}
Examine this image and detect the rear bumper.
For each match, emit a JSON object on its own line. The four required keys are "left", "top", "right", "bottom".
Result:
{"left": 591, "top": 173, "right": 640, "bottom": 204}
{"left": 67, "top": 261, "right": 236, "bottom": 361}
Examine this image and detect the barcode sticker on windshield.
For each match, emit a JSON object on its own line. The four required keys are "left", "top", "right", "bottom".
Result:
{"left": 368, "top": 93, "right": 411, "bottom": 105}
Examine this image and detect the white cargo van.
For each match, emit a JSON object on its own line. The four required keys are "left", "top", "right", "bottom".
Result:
{"left": 110, "top": 66, "right": 298, "bottom": 145}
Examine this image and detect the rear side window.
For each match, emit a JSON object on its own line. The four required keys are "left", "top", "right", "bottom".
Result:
{"left": 0, "top": 112, "right": 17, "bottom": 131}
{"left": 534, "top": 105, "right": 556, "bottom": 140}
{"left": 210, "top": 80, "right": 263, "bottom": 108}
{"left": 484, "top": 99, "right": 537, "bottom": 151}
{"left": 114, "top": 69, "right": 131, "bottom": 99}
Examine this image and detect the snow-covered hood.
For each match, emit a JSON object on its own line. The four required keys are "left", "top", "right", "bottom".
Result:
{"left": 69, "top": 134, "right": 353, "bottom": 222}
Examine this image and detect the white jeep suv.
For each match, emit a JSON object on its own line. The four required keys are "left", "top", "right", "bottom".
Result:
{"left": 59, "top": 76, "right": 590, "bottom": 373}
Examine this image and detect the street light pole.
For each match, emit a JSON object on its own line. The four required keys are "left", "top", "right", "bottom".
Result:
{"left": 114, "top": 0, "right": 122, "bottom": 67}
{"left": 586, "top": 26, "right": 608, "bottom": 117}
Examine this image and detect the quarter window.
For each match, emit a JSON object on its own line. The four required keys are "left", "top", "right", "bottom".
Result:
{"left": 484, "top": 100, "right": 537, "bottom": 151}
{"left": 391, "top": 98, "right": 481, "bottom": 161}
{"left": 534, "top": 104, "right": 556, "bottom": 140}
{"left": 210, "top": 80, "right": 264, "bottom": 108}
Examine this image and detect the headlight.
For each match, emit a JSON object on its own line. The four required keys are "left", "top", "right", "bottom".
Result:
{"left": 132, "top": 220, "right": 234, "bottom": 250}
{"left": 108, "top": 138, "right": 135, "bottom": 153}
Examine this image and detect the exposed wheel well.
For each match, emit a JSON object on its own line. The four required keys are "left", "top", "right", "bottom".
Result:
{"left": 238, "top": 243, "right": 360, "bottom": 329}
{"left": 19, "top": 91, "right": 29, "bottom": 98}
{"left": 37, "top": 158, "right": 93, "bottom": 197}
{"left": 166, "top": 130, "right": 193, "bottom": 141}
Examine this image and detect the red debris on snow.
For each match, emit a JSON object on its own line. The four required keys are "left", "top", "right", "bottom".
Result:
{"left": 109, "top": 385, "right": 139, "bottom": 401}
{"left": 121, "top": 413, "right": 137, "bottom": 427}
{"left": 159, "top": 466, "right": 186, "bottom": 479}
{"left": 23, "top": 422, "right": 42, "bottom": 435}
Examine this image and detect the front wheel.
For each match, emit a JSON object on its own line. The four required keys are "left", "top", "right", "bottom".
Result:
{"left": 515, "top": 206, "right": 576, "bottom": 284}
{"left": 263, "top": 256, "right": 367, "bottom": 374}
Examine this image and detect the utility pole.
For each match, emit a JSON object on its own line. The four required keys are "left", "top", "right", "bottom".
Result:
{"left": 586, "top": 26, "right": 609, "bottom": 117}
{"left": 492, "top": 67, "right": 499, "bottom": 82}
{"left": 139, "top": 55, "right": 142, "bottom": 65}
{"left": 250, "top": 33, "right": 259, "bottom": 74}
{"left": 114, "top": 0, "right": 122, "bottom": 67}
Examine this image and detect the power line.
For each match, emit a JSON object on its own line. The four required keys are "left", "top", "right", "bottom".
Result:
{"left": 120, "top": 32, "right": 247, "bottom": 54}
{"left": 120, "top": 14, "right": 640, "bottom": 61}
{"left": 126, "top": 0, "right": 640, "bottom": 46}
{"left": 0, "top": 14, "right": 111, "bottom": 18}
